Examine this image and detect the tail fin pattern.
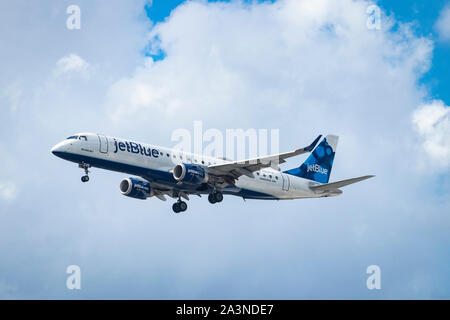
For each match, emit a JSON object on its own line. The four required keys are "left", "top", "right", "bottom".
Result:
{"left": 284, "top": 135, "right": 338, "bottom": 184}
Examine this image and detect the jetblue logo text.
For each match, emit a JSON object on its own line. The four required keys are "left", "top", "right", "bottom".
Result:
{"left": 307, "top": 164, "right": 328, "bottom": 175}
{"left": 113, "top": 139, "right": 160, "bottom": 158}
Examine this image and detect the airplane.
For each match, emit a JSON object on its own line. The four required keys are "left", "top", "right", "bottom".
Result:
{"left": 51, "top": 133, "right": 374, "bottom": 213}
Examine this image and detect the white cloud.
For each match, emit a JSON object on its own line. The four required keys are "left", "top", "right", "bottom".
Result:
{"left": 106, "top": 0, "right": 432, "bottom": 133}
{"left": 435, "top": 5, "right": 450, "bottom": 43}
{"left": 0, "top": 181, "right": 17, "bottom": 201}
{"left": 412, "top": 100, "right": 450, "bottom": 167}
{"left": 54, "top": 53, "right": 91, "bottom": 78}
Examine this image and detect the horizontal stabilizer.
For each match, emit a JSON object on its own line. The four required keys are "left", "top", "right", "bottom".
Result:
{"left": 310, "top": 175, "right": 374, "bottom": 192}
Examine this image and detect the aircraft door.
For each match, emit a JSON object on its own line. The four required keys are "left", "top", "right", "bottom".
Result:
{"left": 281, "top": 173, "right": 290, "bottom": 191}
{"left": 98, "top": 134, "right": 108, "bottom": 153}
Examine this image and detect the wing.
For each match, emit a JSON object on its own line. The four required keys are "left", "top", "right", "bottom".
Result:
{"left": 207, "top": 135, "right": 322, "bottom": 180}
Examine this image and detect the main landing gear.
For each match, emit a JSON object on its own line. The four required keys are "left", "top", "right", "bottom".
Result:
{"left": 79, "top": 162, "right": 91, "bottom": 183}
{"left": 172, "top": 199, "right": 188, "bottom": 213}
{"left": 208, "top": 191, "right": 223, "bottom": 204}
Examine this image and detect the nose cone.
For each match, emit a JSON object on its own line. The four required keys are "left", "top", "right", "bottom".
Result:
{"left": 51, "top": 141, "right": 66, "bottom": 157}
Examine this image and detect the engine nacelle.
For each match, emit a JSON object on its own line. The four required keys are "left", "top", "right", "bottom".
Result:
{"left": 173, "top": 163, "right": 208, "bottom": 184}
{"left": 119, "top": 177, "right": 151, "bottom": 200}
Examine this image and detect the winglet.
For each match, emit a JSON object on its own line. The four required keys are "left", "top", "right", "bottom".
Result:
{"left": 304, "top": 135, "right": 322, "bottom": 152}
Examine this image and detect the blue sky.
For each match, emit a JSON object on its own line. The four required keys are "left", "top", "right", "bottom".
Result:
{"left": 0, "top": 0, "right": 449, "bottom": 299}
{"left": 378, "top": 0, "right": 450, "bottom": 103}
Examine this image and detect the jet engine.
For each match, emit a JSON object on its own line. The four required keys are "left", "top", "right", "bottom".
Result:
{"left": 173, "top": 163, "right": 208, "bottom": 184}
{"left": 119, "top": 177, "right": 151, "bottom": 200}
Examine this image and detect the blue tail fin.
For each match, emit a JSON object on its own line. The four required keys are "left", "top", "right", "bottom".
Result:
{"left": 283, "top": 135, "right": 339, "bottom": 184}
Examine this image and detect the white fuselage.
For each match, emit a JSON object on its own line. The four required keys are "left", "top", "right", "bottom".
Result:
{"left": 51, "top": 133, "right": 334, "bottom": 200}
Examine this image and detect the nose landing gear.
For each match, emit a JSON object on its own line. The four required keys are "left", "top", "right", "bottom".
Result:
{"left": 79, "top": 162, "right": 91, "bottom": 183}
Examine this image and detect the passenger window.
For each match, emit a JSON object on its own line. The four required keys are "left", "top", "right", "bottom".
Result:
{"left": 269, "top": 175, "right": 272, "bottom": 178}
{"left": 201, "top": 160, "right": 205, "bottom": 164}
{"left": 275, "top": 176, "right": 278, "bottom": 180}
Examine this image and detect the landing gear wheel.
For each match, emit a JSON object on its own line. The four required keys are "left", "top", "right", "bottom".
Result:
{"left": 179, "top": 201, "right": 187, "bottom": 212}
{"left": 208, "top": 193, "right": 217, "bottom": 204}
{"left": 214, "top": 192, "right": 223, "bottom": 203}
{"left": 172, "top": 202, "right": 181, "bottom": 213}
{"left": 79, "top": 162, "right": 91, "bottom": 183}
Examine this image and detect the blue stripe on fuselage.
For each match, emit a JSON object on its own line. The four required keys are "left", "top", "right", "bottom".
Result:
{"left": 52, "top": 151, "right": 278, "bottom": 200}
{"left": 223, "top": 187, "right": 278, "bottom": 200}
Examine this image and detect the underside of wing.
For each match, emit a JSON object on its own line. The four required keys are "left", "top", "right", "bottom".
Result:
{"left": 145, "top": 182, "right": 194, "bottom": 201}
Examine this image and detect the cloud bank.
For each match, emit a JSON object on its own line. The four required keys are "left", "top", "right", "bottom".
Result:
{"left": 413, "top": 100, "right": 450, "bottom": 168}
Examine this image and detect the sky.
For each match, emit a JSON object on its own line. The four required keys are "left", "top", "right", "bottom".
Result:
{"left": 0, "top": 0, "right": 449, "bottom": 299}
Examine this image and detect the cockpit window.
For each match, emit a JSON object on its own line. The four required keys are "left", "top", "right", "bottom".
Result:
{"left": 79, "top": 136, "right": 87, "bottom": 141}
{"left": 66, "top": 136, "right": 78, "bottom": 140}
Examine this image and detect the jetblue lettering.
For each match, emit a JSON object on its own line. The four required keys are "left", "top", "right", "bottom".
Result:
{"left": 113, "top": 139, "right": 160, "bottom": 158}
{"left": 307, "top": 164, "right": 328, "bottom": 175}
{"left": 130, "top": 142, "right": 139, "bottom": 154}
